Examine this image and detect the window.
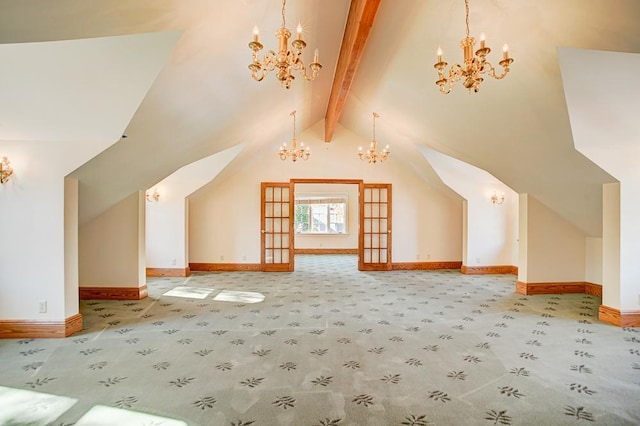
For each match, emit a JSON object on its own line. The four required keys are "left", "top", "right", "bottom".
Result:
{"left": 295, "top": 194, "right": 347, "bottom": 234}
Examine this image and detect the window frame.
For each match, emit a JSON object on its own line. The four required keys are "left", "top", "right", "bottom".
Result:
{"left": 294, "top": 193, "right": 348, "bottom": 235}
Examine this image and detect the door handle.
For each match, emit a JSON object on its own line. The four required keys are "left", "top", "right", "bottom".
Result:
{"left": 261, "top": 230, "right": 265, "bottom": 233}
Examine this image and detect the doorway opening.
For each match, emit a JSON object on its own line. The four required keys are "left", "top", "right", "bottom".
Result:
{"left": 260, "top": 179, "right": 392, "bottom": 271}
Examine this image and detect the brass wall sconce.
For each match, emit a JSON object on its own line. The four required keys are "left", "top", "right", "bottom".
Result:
{"left": 146, "top": 187, "right": 160, "bottom": 202}
{"left": 0, "top": 156, "right": 14, "bottom": 184}
{"left": 491, "top": 191, "right": 505, "bottom": 204}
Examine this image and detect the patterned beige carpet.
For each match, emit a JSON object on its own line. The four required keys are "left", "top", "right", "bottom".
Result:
{"left": 0, "top": 255, "right": 639, "bottom": 425}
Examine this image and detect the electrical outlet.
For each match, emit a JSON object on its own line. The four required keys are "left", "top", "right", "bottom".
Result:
{"left": 171, "top": 259, "right": 176, "bottom": 266}
{"left": 242, "top": 255, "right": 247, "bottom": 261}
{"left": 220, "top": 255, "right": 224, "bottom": 261}
{"left": 475, "top": 257, "right": 481, "bottom": 264}
{"left": 427, "top": 254, "right": 431, "bottom": 260}
{"left": 38, "top": 300, "right": 47, "bottom": 313}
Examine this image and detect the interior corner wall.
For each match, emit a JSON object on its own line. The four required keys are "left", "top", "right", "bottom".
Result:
{"left": 520, "top": 194, "right": 586, "bottom": 283}
{"left": 517, "top": 194, "right": 528, "bottom": 282}
{"left": 465, "top": 193, "right": 519, "bottom": 268}
{"left": 585, "top": 237, "right": 602, "bottom": 285}
{"left": 461, "top": 200, "right": 468, "bottom": 266}
{"left": 64, "top": 177, "right": 79, "bottom": 318}
{"left": 602, "top": 182, "right": 620, "bottom": 309}
{"left": 619, "top": 181, "right": 640, "bottom": 311}
{"left": 146, "top": 193, "right": 188, "bottom": 269}
{"left": 79, "top": 191, "right": 146, "bottom": 288}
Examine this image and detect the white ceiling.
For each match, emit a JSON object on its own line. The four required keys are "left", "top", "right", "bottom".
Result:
{"left": 1, "top": 0, "right": 638, "bottom": 234}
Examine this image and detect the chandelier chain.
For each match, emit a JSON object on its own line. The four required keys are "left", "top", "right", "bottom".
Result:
{"left": 281, "top": 0, "right": 286, "bottom": 28}
{"left": 464, "top": 0, "right": 470, "bottom": 37}
{"left": 291, "top": 110, "right": 296, "bottom": 138}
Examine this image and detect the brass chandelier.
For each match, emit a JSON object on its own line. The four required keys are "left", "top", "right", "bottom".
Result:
{"left": 358, "top": 112, "right": 390, "bottom": 164}
{"left": 434, "top": 0, "right": 513, "bottom": 94}
{"left": 279, "top": 110, "right": 310, "bottom": 162}
{"left": 248, "top": 0, "right": 322, "bottom": 89}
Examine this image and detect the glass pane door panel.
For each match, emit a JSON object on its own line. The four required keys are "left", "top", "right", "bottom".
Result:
{"left": 274, "top": 203, "right": 281, "bottom": 217}
{"left": 265, "top": 249, "right": 273, "bottom": 263}
{"left": 380, "top": 219, "right": 388, "bottom": 232}
{"left": 380, "top": 204, "right": 388, "bottom": 218}
{"left": 274, "top": 235, "right": 281, "bottom": 249}
{"left": 380, "top": 249, "right": 387, "bottom": 263}
{"left": 274, "top": 250, "right": 281, "bottom": 263}
{"left": 274, "top": 219, "right": 281, "bottom": 233}
{"left": 364, "top": 204, "right": 371, "bottom": 218}
{"left": 372, "top": 189, "right": 379, "bottom": 202}
{"left": 364, "top": 234, "right": 371, "bottom": 249}
{"left": 364, "top": 219, "right": 371, "bottom": 233}
{"left": 364, "top": 249, "right": 371, "bottom": 263}
{"left": 380, "top": 189, "right": 387, "bottom": 202}
{"left": 265, "top": 187, "right": 273, "bottom": 202}
{"left": 265, "top": 219, "right": 273, "bottom": 232}
{"left": 372, "top": 203, "right": 380, "bottom": 218}
{"left": 372, "top": 234, "right": 380, "bottom": 249}
{"left": 266, "top": 203, "right": 273, "bottom": 217}
{"left": 282, "top": 250, "right": 289, "bottom": 263}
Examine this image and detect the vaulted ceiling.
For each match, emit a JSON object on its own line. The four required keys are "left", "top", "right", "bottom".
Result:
{"left": 1, "top": 0, "right": 638, "bottom": 236}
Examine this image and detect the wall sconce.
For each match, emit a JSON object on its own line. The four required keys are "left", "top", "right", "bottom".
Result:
{"left": 146, "top": 188, "right": 160, "bottom": 202}
{"left": 491, "top": 192, "right": 505, "bottom": 205}
{"left": 0, "top": 156, "right": 14, "bottom": 184}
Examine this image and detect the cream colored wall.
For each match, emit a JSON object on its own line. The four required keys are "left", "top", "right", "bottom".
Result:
{"left": 521, "top": 194, "right": 586, "bottom": 283}
{"left": 293, "top": 183, "right": 359, "bottom": 250}
{"left": 64, "top": 178, "right": 79, "bottom": 318}
{"left": 189, "top": 123, "right": 463, "bottom": 264}
{"left": 602, "top": 183, "right": 620, "bottom": 308}
{"left": 585, "top": 237, "right": 602, "bottom": 285}
{"left": 79, "top": 191, "right": 146, "bottom": 288}
{"left": 517, "top": 194, "right": 528, "bottom": 282}
{"left": 619, "top": 182, "right": 640, "bottom": 311}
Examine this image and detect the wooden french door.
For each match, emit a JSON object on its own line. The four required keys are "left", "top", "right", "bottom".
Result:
{"left": 260, "top": 182, "right": 294, "bottom": 271}
{"left": 359, "top": 183, "right": 392, "bottom": 271}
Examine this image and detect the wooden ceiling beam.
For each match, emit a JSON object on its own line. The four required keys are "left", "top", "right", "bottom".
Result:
{"left": 324, "top": 0, "right": 381, "bottom": 142}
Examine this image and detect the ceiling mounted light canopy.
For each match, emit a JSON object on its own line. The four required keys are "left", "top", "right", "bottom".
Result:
{"left": 249, "top": 0, "right": 322, "bottom": 89}
{"left": 358, "top": 112, "right": 390, "bottom": 164}
{"left": 434, "top": 0, "right": 513, "bottom": 94}
{"left": 279, "top": 110, "right": 310, "bottom": 162}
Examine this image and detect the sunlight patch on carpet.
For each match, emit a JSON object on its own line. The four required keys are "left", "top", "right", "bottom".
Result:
{"left": 213, "top": 290, "right": 265, "bottom": 303}
{"left": 0, "top": 386, "right": 77, "bottom": 426}
{"left": 75, "top": 405, "right": 187, "bottom": 425}
{"left": 163, "top": 286, "right": 214, "bottom": 299}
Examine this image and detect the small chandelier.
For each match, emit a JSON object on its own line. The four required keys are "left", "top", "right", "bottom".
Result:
{"left": 248, "top": 0, "right": 322, "bottom": 89}
{"left": 279, "top": 110, "right": 310, "bottom": 162}
{"left": 358, "top": 112, "right": 390, "bottom": 164}
{"left": 0, "top": 156, "right": 14, "bottom": 184}
{"left": 434, "top": 0, "right": 513, "bottom": 94}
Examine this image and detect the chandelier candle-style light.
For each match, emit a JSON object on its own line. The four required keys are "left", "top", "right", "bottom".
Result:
{"left": 279, "top": 110, "right": 310, "bottom": 162}
{"left": 0, "top": 156, "right": 14, "bottom": 184}
{"left": 248, "top": 0, "right": 322, "bottom": 89}
{"left": 434, "top": 0, "right": 513, "bottom": 94}
{"left": 358, "top": 112, "right": 390, "bottom": 164}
